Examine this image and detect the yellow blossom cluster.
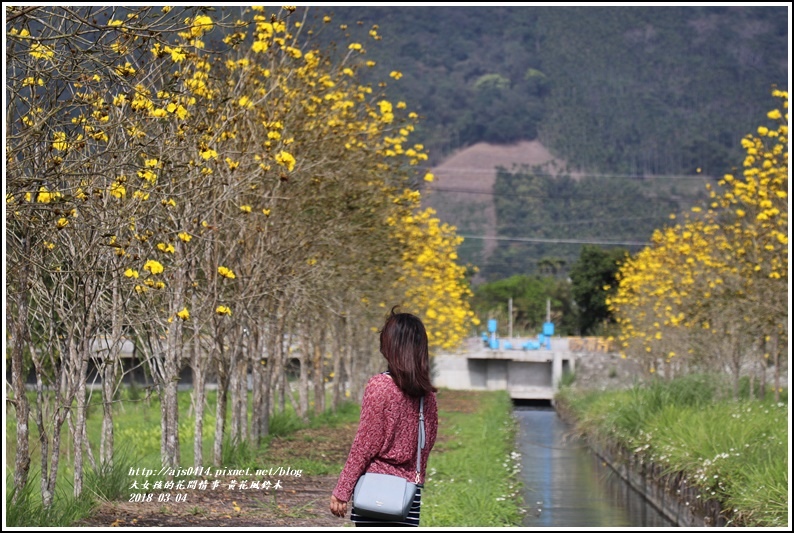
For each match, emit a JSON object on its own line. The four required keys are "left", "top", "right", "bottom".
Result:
{"left": 218, "top": 266, "right": 236, "bottom": 279}
{"left": 388, "top": 190, "right": 479, "bottom": 351}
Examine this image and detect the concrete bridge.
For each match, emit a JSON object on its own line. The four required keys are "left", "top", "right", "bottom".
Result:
{"left": 433, "top": 337, "right": 589, "bottom": 401}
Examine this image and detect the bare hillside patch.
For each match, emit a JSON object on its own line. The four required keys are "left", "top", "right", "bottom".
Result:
{"left": 424, "top": 140, "right": 572, "bottom": 273}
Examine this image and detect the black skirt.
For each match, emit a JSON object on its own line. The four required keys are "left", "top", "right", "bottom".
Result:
{"left": 351, "top": 486, "right": 422, "bottom": 527}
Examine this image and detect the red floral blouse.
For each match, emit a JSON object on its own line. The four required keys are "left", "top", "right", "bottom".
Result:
{"left": 332, "top": 373, "right": 438, "bottom": 502}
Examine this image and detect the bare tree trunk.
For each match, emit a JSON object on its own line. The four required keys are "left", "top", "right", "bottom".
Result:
{"left": 46, "top": 373, "right": 69, "bottom": 507}
{"left": 262, "top": 301, "right": 287, "bottom": 435}
{"left": 191, "top": 365, "right": 206, "bottom": 466}
{"left": 229, "top": 334, "right": 241, "bottom": 444}
{"left": 162, "top": 319, "right": 182, "bottom": 468}
{"left": 267, "top": 336, "right": 283, "bottom": 415}
{"left": 253, "top": 319, "right": 273, "bottom": 444}
{"left": 250, "top": 326, "right": 264, "bottom": 446}
{"left": 347, "top": 321, "right": 371, "bottom": 403}
{"left": 342, "top": 315, "right": 359, "bottom": 403}
{"left": 100, "top": 359, "right": 118, "bottom": 466}
{"left": 313, "top": 327, "right": 326, "bottom": 416}
{"left": 239, "top": 327, "right": 250, "bottom": 442}
{"left": 71, "top": 335, "right": 89, "bottom": 497}
{"left": 32, "top": 355, "right": 49, "bottom": 505}
{"left": 331, "top": 320, "right": 344, "bottom": 410}
{"left": 160, "top": 270, "right": 190, "bottom": 468}
{"left": 771, "top": 331, "right": 780, "bottom": 403}
{"left": 190, "top": 315, "right": 208, "bottom": 467}
{"left": 298, "top": 334, "right": 310, "bottom": 423}
{"left": 213, "top": 376, "right": 228, "bottom": 465}
{"left": 37, "top": 336, "right": 69, "bottom": 508}
{"left": 260, "top": 315, "right": 277, "bottom": 439}
{"left": 268, "top": 328, "right": 286, "bottom": 415}
{"left": 731, "top": 342, "right": 742, "bottom": 402}
{"left": 756, "top": 334, "right": 767, "bottom": 400}
{"left": 81, "top": 402, "right": 99, "bottom": 473}
{"left": 9, "top": 278, "right": 31, "bottom": 502}
{"left": 229, "top": 324, "right": 252, "bottom": 445}
{"left": 100, "top": 280, "right": 123, "bottom": 466}
{"left": 285, "top": 378, "right": 300, "bottom": 414}
{"left": 9, "top": 376, "right": 29, "bottom": 492}
{"left": 44, "top": 422, "right": 64, "bottom": 507}
{"left": 213, "top": 332, "right": 229, "bottom": 465}
{"left": 749, "top": 372, "right": 755, "bottom": 399}
{"left": 276, "top": 340, "right": 292, "bottom": 413}
{"left": 44, "top": 413, "right": 68, "bottom": 509}
{"left": 270, "top": 314, "right": 294, "bottom": 413}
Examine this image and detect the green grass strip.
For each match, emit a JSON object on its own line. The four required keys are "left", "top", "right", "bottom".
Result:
{"left": 422, "top": 389, "right": 524, "bottom": 527}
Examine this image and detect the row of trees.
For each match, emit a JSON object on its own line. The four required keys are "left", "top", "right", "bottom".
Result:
{"left": 5, "top": 6, "right": 478, "bottom": 505}
{"left": 607, "top": 92, "right": 788, "bottom": 399}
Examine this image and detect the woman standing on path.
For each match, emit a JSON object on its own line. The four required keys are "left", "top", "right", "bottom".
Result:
{"left": 330, "top": 308, "right": 439, "bottom": 527}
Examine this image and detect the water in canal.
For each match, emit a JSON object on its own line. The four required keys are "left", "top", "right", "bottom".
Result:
{"left": 515, "top": 404, "right": 674, "bottom": 527}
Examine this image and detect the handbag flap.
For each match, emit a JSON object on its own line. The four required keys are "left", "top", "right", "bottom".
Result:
{"left": 353, "top": 472, "right": 417, "bottom": 520}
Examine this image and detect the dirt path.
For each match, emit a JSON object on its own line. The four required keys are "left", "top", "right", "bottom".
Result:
{"left": 77, "top": 390, "right": 476, "bottom": 528}
{"left": 77, "top": 420, "right": 359, "bottom": 528}
{"left": 78, "top": 475, "right": 345, "bottom": 527}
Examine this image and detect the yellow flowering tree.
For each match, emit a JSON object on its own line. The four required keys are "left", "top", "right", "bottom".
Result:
{"left": 609, "top": 91, "right": 788, "bottom": 398}
{"left": 5, "top": 5, "right": 481, "bottom": 493}
{"left": 609, "top": 221, "right": 734, "bottom": 378}
{"left": 704, "top": 89, "right": 788, "bottom": 398}
{"left": 387, "top": 190, "right": 480, "bottom": 352}
{"left": 5, "top": 5, "right": 213, "bottom": 499}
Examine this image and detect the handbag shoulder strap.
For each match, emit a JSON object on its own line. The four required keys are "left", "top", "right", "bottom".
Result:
{"left": 415, "top": 395, "right": 425, "bottom": 484}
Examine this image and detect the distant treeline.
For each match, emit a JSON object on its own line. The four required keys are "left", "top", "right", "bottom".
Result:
{"left": 294, "top": 5, "right": 787, "bottom": 175}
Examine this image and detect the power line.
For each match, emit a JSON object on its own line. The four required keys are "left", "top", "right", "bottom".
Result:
{"left": 459, "top": 235, "right": 650, "bottom": 246}
{"left": 424, "top": 186, "right": 496, "bottom": 195}
{"left": 422, "top": 185, "right": 706, "bottom": 202}
{"left": 420, "top": 167, "right": 715, "bottom": 180}
{"left": 486, "top": 215, "right": 669, "bottom": 229}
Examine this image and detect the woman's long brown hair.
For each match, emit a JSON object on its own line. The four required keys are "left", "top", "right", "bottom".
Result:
{"left": 379, "top": 306, "right": 437, "bottom": 397}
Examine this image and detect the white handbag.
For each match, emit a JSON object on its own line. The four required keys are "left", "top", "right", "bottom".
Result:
{"left": 352, "top": 396, "right": 425, "bottom": 521}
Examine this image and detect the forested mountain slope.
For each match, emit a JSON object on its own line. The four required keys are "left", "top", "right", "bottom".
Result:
{"left": 300, "top": 5, "right": 787, "bottom": 176}
{"left": 291, "top": 6, "right": 787, "bottom": 279}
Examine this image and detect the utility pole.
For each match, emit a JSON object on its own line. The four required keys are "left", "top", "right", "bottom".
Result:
{"left": 508, "top": 298, "right": 513, "bottom": 339}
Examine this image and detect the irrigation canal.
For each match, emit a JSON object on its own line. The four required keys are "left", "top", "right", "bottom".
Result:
{"left": 514, "top": 402, "right": 674, "bottom": 527}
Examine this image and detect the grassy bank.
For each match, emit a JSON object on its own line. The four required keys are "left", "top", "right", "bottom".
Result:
{"left": 555, "top": 373, "right": 789, "bottom": 527}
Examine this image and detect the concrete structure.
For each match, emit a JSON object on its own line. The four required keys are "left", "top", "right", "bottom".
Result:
{"left": 433, "top": 339, "right": 576, "bottom": 401}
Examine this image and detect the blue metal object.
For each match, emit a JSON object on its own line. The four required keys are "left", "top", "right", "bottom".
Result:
{"left": 488, "top": 319, "right": 497, "bottom": 333}
{"left": 542, "top": 323, "right": 554, "bottom": 349}
{"left": 489, "top": 338, "right": 499, "bottom": 350}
